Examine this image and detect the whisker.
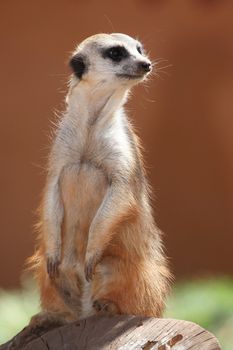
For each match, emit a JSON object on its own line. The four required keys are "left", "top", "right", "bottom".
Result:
{"left": 104, "top": 14, "right": 116, "bottom": 32}
{"left": 156, "top": 64, "right": 173, "bottom": 71}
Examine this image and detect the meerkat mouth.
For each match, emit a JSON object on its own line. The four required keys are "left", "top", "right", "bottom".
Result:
{"left": 116, "top": 73, "right": 144, "bottom": 79}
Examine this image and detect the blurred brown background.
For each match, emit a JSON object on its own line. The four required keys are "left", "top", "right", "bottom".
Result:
{"left": 0, "top": 0, "right": 233, "bottom": 288}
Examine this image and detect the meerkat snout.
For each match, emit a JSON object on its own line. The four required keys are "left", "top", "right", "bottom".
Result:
{"left": 138, "top": 61, "right": 151, "bottom": 73}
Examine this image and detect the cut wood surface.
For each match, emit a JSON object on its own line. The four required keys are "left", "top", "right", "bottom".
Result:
{"left": 0, "top": 315, "right": 221, "bottom": 350}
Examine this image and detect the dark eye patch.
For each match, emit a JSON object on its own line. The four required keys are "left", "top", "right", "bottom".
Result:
{"left": 137, "top": 45, "right": 143, "bottom": 55}
{"left": 102, "top": 45, "right": 129, "bottom": 62}
{"left": 69, "top": 54, "right": 87, "bottom": 79}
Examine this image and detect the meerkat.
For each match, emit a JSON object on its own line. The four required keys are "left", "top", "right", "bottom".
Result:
{"left": 9, "top": 33, "right": 171, "bottom": 348}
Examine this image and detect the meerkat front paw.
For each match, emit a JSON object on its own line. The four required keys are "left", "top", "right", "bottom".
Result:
{"left": 46, "top": 253, "right": 61, "bottom": 279}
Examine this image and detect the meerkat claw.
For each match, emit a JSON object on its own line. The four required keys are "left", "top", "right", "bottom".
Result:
{"left": 84, "top": 255, "right": 98, "bottom": 282}
{"left": 84, "top": 260, "right": 94, "bottom": 282}
{"left": 47, "top": 257, "right": 60, "bottom": 279}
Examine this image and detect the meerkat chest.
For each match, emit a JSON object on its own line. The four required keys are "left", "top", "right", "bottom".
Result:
{"left": 56, "top": 113, "right": 134, "bottom": 179}
{"left": 87, "top": 115, "right": 134, "bottom": 175}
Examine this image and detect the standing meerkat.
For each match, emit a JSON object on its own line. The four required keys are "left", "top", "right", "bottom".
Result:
{"left": 10, "top": 33, "right": 171, "bottom": 348}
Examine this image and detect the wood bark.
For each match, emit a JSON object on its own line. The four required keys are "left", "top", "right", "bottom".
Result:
{"left": 0, "top": 316, "right": 221, "bottom": 350}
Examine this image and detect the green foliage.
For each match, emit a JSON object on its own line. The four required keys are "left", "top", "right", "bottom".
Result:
{"left": 0, "top": 277, "right": 232, "bottom": 349}
{"left": 165, "top": 277, "right": 233, "bottom": 350}
{"left": 0, "top": 279, "right": 39, "bottom": 344}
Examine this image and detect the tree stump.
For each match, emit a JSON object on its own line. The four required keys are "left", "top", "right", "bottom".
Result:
{"left": 0, "top": 315, "right": 221, "bottom": 350}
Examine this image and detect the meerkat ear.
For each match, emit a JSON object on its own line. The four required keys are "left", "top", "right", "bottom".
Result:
{"left": 69, "top": 54, "right": 86, "bottom": 79}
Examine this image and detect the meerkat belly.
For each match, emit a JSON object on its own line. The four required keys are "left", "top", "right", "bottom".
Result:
{"left": 60, "top": 162, "right": 108, "bottom": 264}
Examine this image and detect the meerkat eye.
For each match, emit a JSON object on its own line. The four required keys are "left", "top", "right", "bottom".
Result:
{"left": 104, "top": 46, "right": 129, "bottom": 62}
{"left": 137, "top": 46, "right": 143, "bottom": 55}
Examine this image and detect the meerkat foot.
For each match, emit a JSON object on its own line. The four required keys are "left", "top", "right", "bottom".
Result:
{"left": 93, "top": 299, "right": 120, "bottom": 316}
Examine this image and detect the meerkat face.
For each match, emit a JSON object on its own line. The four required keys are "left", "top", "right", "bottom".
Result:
{"left": 69, "top": 33, "right": 151, "bottom": 88}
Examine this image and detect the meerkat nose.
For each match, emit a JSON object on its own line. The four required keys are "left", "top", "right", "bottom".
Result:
{"left": 138, "top": 61, "right": 151, "bottom": 73}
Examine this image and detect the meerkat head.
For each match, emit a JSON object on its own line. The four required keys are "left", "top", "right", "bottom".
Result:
{"left": 69, "top": 33, "right": 151, "bottom": 89}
